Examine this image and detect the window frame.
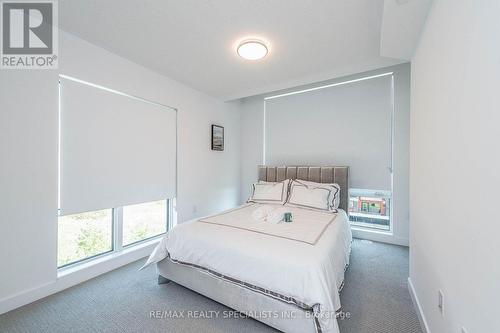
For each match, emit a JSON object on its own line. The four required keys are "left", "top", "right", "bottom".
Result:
{"left": 57, "top": 208, "right": 115, "bottom": 269}
{"left": 57, "top": 199, "right": 171, "bottom": 270}
{"left": 348, "top": 188, "right": 392, "bottom": 232}
{"left": 121, "top": 199, "right": 170, "bottom": 248}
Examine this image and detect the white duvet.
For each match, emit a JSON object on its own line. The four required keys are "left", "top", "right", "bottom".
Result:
{"left": 143, "top": 203, "right": 352, "bottom": 333}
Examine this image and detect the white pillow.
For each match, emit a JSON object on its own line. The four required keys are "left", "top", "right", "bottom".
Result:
{"left": 285, "top": 180, "right": 338, "bottom": 212}
{"left": 248, "top": 179, "right": 290, "bottom": 205}
{"left": 294, "top": 179, "right": 341, "bottom": 210}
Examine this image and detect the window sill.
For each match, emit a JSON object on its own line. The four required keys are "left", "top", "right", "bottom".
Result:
{"left": 351, "top": 225, "right": 393, "bottom": 236}
{"left": 350, "top": 221, "right": 391, "bottom": 232}
{"left": 350, "top": 226, "right": 409, "bottom": 246}
{"left": 58, "top": 236, "right": 162, "bottom": 278}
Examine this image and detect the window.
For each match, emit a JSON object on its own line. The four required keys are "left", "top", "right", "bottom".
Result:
{"left": 57, "top": 200, "right": 169, "bottom": 268}
{"left": 57, "top": 209, "right": 113, "bottom": 267}
{"left": 349, "top": 189, "right": 391, "bottom": 231}
{"left": 57, "top": 76, "right": 176, "bottom": 269}
{"left": 123, "top": 200, "right": 168, "bottom": 246}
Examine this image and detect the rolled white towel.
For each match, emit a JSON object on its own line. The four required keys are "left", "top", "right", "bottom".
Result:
{"left": 252, "top": 205, "right": 275, "bottom": 222}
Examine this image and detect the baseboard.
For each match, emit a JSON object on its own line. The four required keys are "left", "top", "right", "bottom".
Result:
{"left": 0, "top": 238, "right": 160, "bottom": 315}
{"left": 408, "top": 277, "right": 431, "bottom": 333}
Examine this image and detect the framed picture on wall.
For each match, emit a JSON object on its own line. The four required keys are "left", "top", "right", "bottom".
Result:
{"left": 211, "top": 125, "right": 224, "bottom": 151}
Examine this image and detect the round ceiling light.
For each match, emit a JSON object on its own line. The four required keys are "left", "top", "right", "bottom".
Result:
{"left": 237, "top": 40, "right": 268, "bottom": 60}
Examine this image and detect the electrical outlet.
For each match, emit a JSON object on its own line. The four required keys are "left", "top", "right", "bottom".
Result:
{"left": 192, "top": 205, "right": 197, "bottom": 213}
{"left": 438, "top": 290, "right": 444, "bottom": 317}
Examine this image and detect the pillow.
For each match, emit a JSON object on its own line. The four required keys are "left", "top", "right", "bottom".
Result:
{"left": 248, "top": 179, "right": 290, "bottom": 205}
{"left": 294, "top": 179, "right": 341, "bottom": 210}
{"left": 286, "top": 180, "right": 331, "bottom": 211}
{"left": 285, "top": 179, "right": 339, "bottom": 212}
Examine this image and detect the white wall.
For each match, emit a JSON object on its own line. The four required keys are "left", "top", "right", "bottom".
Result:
{"left": 410, "top": 1, "right": 500, "bottom": 332}
{"left": 0, "top": 30, "right": 241, "bottom": 312}
{"left": 240, "top": 63, "right": 410, "bottom": 246}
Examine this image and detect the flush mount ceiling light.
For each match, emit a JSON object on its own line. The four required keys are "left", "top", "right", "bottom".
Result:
{"left": 237, "top": 40, "right": 268, "bottom": 60}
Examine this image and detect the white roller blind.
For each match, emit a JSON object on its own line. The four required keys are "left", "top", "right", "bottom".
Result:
{"left": 59, "top": 77, "right": 177, "bottom": 215}
{"left": 265, "top": 74, "right": 393, "bottom": 190}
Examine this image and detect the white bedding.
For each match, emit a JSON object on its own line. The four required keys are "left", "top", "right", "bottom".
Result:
{"left": 143, "top": 203, "right": 352, "bottom": 333}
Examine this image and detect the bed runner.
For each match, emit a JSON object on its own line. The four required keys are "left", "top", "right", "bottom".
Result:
{"left": 198, "top": 204, "right": 337, "bottom": 245}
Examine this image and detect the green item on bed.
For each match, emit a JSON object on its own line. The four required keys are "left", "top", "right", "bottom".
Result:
{"left": 284, "top": 212, "right": 293, "bottom": 222}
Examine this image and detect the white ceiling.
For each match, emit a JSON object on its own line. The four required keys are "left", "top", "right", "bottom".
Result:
{"left": 380, "top": 0, "right": 433, "bottom": 60}
{"left": 59, "top": 0, "right": 429, "bottom": 101}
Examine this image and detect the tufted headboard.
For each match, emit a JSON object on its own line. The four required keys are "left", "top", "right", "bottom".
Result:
{"left": 258, "top": 165, "right": 350, "bottom": 212}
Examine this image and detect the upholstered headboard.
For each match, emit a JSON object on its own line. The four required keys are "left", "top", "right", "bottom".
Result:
{"left": 258, "top": 165, "right": 350, "bottom": 212}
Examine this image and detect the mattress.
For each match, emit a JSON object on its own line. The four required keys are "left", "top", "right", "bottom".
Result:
{"left": 143, "top": 203, "right": 352, "bottom": 333}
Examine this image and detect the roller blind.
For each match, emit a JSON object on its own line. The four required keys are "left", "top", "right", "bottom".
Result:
{"left": 59, "top": 77, "right": 177, "bottom": 215}
{"left": 265, "top": 74, "right": 393, "bottom": 190}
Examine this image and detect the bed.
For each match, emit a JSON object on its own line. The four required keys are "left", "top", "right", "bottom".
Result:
{"left": 143, "top": 166, "right": 352, "bottom": 333}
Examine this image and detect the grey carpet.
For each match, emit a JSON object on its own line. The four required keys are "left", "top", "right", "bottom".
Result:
{"left": 338, "top": 240, "right": 421, "bottom": 333}
{"left": 0, "top": 239, "right": 421, "bottom": 333}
